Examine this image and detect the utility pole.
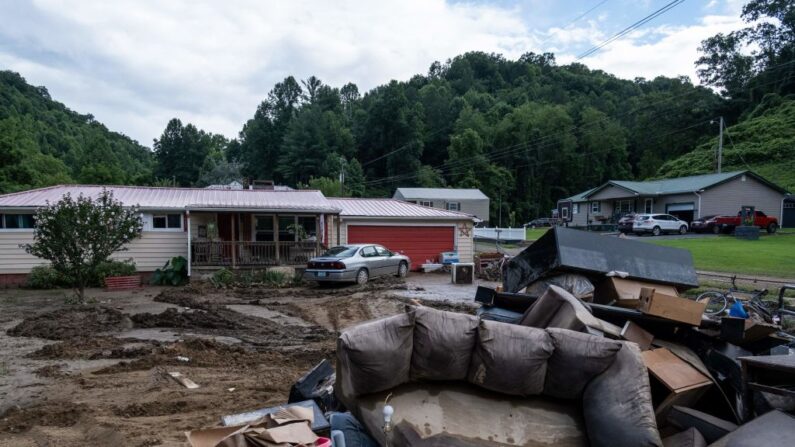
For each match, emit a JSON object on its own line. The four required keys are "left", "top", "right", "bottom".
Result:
{"left": 717, "top": 116, "right": 724, "bottom": 173}
{"left": 498, "top": 190, "right": 502, "bottom": 228}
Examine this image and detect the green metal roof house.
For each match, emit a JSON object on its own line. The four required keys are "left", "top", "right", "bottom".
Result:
{"left": 558, "top": 171, "right": 791, "bottom": 228}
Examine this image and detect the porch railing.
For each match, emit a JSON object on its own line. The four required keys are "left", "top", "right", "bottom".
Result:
{"left": 190, "top": 241, "right": 323, "bottom": 267}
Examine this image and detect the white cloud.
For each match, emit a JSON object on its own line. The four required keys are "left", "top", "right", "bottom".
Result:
{"left": 0, "top": 0, "right": 537, "bottom": 145}
{"left": 560, "top": 13, "right": 745, "bottom": 82}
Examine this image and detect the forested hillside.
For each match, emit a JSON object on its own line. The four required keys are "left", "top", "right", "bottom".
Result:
{"left": 658, "top": 96, "right": 795, "bottom": 192}
{"left": 206, "top": 59, "right": 721, "bottom": 224}
{"left": 0, "top": 71, "right": 153, "bottom": 194}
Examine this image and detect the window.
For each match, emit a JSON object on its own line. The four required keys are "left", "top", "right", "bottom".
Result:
{"left": 573, "top": 204, "right": 579, "bottom": 214}
{"left": 255, "top": 216, "right": 274, "bottom": 241}
{"left": 591, "top": 202, "right": 601, "bottom": 213}
{"left": 375, "top": 246, "right": 391, "bottom": 256}
{"left": 1, "top": 214, "right": 35, "bottom": 229}
{"left": 360, "top": 246, "right": 377, "bottom": 257}
{"left": 617, "top": 200, "right": 633, "bottom": 214}
{"left": 562, "top": 206, "right": 570, "bottom": 219}
{"left": 152, "top": 213, "right": 182, "bottom": 230}
{"left": 644, "top": 198, "right": 653, "bottom": 214}
{"left": 446, "top": 202, "right": 461, "bottom": 211}
{"left": 419, "top": 200, "right": 433, "bottom": 207}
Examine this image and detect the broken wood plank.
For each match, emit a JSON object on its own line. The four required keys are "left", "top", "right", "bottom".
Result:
{"left": 168, "top": 371, "right": 199, "bottom": 389}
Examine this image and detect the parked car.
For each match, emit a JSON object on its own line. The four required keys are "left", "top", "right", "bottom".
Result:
{"left": 525, "top": 218, "right": 557, "bottom": 228}
{"left": 632, "top": 214, "right": 689, "bottom": 236}
{"left": 617, "top": 213, "right": 636, "bottom": 234}
{"left": 690, "top": 215, "right": 720, "bottom": 234}
{"left": 303, "top": 244, "right": 410, "bottom": 285}
{"left": 713, "top": 210, "right": 779, "bottom": 234}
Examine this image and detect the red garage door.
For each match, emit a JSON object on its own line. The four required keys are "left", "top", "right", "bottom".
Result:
{"left": 347, "top": 225, "right": 454, "bottom": 270}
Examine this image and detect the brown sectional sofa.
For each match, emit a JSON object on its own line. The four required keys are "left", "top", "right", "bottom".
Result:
{"left": 335, "top": 304, "right": 662, "bottom": 446}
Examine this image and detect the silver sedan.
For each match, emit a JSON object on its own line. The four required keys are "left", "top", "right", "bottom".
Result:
{"left": 303, "top": 244, "right": 410, "bottom": 285}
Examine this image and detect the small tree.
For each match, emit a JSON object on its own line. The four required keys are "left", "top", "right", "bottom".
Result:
{"left": 25, "top": 190, "right": 142, "bottom": 301}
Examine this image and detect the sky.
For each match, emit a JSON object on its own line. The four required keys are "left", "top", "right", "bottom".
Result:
{"left": 0, "top": 0, "right": 748, "bottom": 147}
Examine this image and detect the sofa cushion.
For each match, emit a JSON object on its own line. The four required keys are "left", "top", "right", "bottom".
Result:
{"left": 354, "top": 381, "right": 587, "bottom": 447}
{"left": 336, "top": 312, "right": 415, "bottom": 398}
{"left": 467, "top": 320, "right": 553, "bottom": 396}
{"left": 582, "top": 341, "right": 662, "bottom": 447}
{"left": 544, "top": 327, "right": 623, "bottom": 399}
{"left": 410, "top": 306, "right": 478, "bottom": 381}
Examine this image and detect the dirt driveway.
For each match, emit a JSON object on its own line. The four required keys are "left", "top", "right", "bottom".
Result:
{"left": 0, "top": 275, "right": 475, "bottom": 447}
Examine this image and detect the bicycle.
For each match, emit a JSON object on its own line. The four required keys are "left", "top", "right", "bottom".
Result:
{"left": 696, "top": 275, "right": 776, "bottom": 321}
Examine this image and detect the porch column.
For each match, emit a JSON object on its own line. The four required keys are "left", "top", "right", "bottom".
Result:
{"left": 273, "top": 214, "right": 280, "bottom": 264}
{"left": 315, "top": 214, "right": 321, "bottom": 253}
{"left": 231, "top": 213, "right": 236, "bottom": 268}
{"left": 336, "top": 215, "right": 341, "bottom": 245}
{"left": 186, "top": 211, "right": 191, "bottom": 277}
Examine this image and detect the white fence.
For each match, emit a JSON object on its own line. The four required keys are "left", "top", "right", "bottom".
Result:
{"left": 473, "top": 227, "right": 526, "bottom": 241}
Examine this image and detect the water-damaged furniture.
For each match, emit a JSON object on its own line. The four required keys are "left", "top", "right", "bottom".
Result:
{"left": 335, "top": 302, "right": 662, "bottom": 446}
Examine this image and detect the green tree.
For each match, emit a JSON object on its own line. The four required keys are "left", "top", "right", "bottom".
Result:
{"left": 153, "top": 118, "right": 216, "bottom": 186}
{"left": 24, "top": 190, "right": 143, "bottom": 301}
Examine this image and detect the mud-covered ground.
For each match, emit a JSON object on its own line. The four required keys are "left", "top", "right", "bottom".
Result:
{"left": 0, "top": 275, "right": 483, "bottom": 447}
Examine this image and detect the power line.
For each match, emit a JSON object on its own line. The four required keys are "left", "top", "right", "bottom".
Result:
{"left": 577, "top": 0, "right": 685, "bottom": 60}
{"left": 538, "top": 0, "right": 611, "bottom": 48}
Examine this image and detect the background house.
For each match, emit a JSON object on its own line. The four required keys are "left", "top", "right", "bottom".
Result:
{"left": 0, "top": 185, "right": 477, "bottom": 285}
{"left": 559, "top": 171, "right": 790, "bottom": 227}
{"left": 327, "top": 198, "right": 474, "bottom": 270}
{"left": 393, "top": 188, "right": 490, "bottom": 224}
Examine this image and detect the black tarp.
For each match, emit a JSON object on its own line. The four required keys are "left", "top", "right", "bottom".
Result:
{"left": 503, "top": 227, "right": 699, "bottom": 293}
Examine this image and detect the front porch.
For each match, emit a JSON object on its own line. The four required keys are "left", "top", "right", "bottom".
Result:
{"left": 187, "top": 211, "right": 329, "bottom": 270}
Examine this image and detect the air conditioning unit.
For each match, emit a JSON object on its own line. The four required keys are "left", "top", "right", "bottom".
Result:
{"left": 452, "top": 263, "right": 474, "bottom": 285}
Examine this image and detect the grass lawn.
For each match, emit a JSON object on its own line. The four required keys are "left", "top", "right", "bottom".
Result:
{"left": 646, "top": 234, "right": 795, "bottom": 278}
{"left": 525, "top": 227, "right": 553, "bottom": 241}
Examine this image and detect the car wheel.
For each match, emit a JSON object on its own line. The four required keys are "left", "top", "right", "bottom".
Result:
{"left": 679, "top": 225, "right": 687, "bottom": 235}
{"left": 767, "top": 223, "right": 778, "bottom": 234}
{"left": 396, "top": 262, "right": 408, "bottom": 278}
{"left": 712, "top": 225, "right": 720, "bottom": 235}
{"left": 355, "top": 268, "right": 369, "bottom": 285}
{"left": 652, "top": 226, "right": 661, "bottom": 236}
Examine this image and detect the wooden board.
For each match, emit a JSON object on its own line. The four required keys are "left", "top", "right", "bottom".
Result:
{"left": 621, "top": 321, "right": 654, "bottom": 351}
{"left": 642, "top": 348, "right": 711, "bottom": 392}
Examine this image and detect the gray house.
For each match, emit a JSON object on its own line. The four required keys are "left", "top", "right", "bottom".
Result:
{"left": 393, "top": 188, "right": 490, "bottom": 224}
{"left": 559, "top": 171, "right": 791, "bottom": 227}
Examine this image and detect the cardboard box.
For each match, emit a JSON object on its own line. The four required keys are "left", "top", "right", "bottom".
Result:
{"left": 638, "top": 287, "right": 706, "bottom": 326}
{"left": 595, "top": 277, "right": 679, "bottom": 308}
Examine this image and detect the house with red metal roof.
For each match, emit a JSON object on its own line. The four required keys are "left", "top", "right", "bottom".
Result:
{"left": 0, "top": 185, "right": 475, "bottom": 285}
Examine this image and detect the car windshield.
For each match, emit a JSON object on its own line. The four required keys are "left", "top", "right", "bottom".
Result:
{"left": 321, "top": 246, "right": 359, "bottom": 258}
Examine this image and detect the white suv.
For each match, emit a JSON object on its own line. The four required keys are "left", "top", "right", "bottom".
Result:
{"left": 632, "top": 214, "right": 688, "bottom": 236}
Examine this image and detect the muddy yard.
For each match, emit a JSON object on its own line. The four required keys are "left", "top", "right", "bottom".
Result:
{"left": 0, "top": 275, "right": 482, "bottom": 447}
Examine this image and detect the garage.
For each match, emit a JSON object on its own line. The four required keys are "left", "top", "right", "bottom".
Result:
{"left": 666, "top": 202, "right": 695, "bottom": 223}
{"left": 348, "top": 225, "right": 454, "bottom": 270}
{"left": 784, "top": 198, "right": 795, "bottom": 229}
{"left": 326, "top": 198, "right": 475, "bottom": 271}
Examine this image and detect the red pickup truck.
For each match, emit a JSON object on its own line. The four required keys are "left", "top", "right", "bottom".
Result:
{"left": 714, "top": 210, "right": 779, "bottom": 234}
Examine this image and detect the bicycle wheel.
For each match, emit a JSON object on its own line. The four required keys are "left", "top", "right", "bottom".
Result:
{"left": 696, "top": 291, "right": 728, "bottom": 315}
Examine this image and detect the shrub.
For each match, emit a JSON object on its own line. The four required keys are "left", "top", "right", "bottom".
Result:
{"left": 93, "top": 259, "right": 137, "bottom": 285}
{"left": 259, "top": 270, "right": 287, "bottom": 287}
{"left": 150, "top": 256, "right": 188, "bottom": 286}
{"left": 24, "top": 189, "right": 143, "bottom": 300}
{"left": 210, "top": 268, "right": 235, "bottom": 288}
{"left": 26, "top": 265, "right": 68, "bottom": 289}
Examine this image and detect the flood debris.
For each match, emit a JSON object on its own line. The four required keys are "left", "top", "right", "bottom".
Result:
{"left": 168, "top": 371, "right": 199, "bottom": 389}
{"left": 465, "top": 227, "right": 795, "bottom": 446}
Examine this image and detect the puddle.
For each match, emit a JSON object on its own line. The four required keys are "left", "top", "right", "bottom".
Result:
{"left": 226, "top": 305, "right": 313, "bottom": 327}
